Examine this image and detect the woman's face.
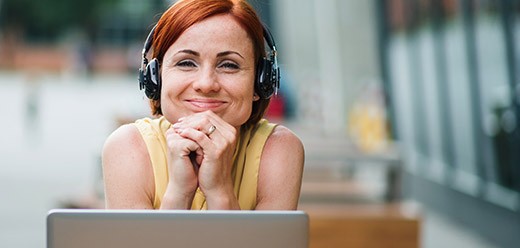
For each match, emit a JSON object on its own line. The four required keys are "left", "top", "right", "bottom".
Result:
{"left": 160, "top": 14, "right": 257, "bottom": 127}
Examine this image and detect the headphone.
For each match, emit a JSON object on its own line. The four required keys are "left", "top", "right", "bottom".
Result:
{"left": 138, "top": 23, "right": 280, "bottom": 100}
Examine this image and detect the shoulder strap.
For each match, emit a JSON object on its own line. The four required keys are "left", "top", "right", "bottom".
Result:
{"left": 134, "top": 117, "right": 171, "bottom": 208}
{"left": 234, "top": 119, "right": 277, "bottom": 209}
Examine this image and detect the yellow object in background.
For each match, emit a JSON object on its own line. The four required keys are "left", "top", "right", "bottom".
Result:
{"left": 347, "top": 84, "right": 389, "bottom": 153}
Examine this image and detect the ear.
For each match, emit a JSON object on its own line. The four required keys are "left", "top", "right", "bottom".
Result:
{"left": 253, "top": 94, "right": 260, "bottom": 101}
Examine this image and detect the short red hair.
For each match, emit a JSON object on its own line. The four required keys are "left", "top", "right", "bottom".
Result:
{"left": 149, "top": 0, "right": 270, "bottom": 127}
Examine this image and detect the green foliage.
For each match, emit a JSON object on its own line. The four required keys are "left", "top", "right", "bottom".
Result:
{"left": 0, "top": 0, "right": 118, "bottom": 41}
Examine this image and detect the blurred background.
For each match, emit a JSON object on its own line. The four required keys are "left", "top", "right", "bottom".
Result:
{"left": 0, "top": 0, "right": 519, "bottom": 247}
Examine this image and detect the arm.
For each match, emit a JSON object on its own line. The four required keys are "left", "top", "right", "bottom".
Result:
{"left": 255, "top": 125, "right": 305, "bottom": 210}
{"left": 102, "top": 124, "right": 155, "bottom": 209}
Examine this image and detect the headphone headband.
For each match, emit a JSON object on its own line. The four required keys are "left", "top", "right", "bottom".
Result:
{"left": 262, "top": 24, "right": 276, "bottom": 52}
{"left": 142, "top": 25, "right": 156, "bottom": 60}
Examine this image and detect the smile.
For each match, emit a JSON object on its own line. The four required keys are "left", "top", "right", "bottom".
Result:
{"left": 185, "top": 99, "right": 227, "bottom": 110}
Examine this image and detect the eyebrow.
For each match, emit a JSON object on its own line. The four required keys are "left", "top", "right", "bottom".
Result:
{"left": 217, "top": 51, "right": 244, "bottom": 59}
{"left": 175, "top": 49, "right": 244, "bottom": 59}
{"left": 175, "top": 49, "right": 199, "bottom": 56}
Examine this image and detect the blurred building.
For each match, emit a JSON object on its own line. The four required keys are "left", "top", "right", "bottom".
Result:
{"left": 0, "top": 0, "right": 166, "bottom": 73}
{"left": 269, "top": 0, "right": 519, "bottom": 247}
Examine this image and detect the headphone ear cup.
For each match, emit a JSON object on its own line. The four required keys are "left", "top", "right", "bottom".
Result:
{"left": 255, "top": 58, "right": 275, "bottom": 99}
{"left": 144, "top": 58, "right": 161, "bottom": 100}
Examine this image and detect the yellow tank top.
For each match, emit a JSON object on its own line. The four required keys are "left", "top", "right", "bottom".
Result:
{"left": 134, "top": 116, "right": 276, "bottom": 210}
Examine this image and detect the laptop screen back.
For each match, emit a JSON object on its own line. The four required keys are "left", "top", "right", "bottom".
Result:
{"left": 47, "top": 209, "right": 308, "bottom": 248}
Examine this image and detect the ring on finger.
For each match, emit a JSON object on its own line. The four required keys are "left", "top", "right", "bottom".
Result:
{"left": 207, "top": 125, "right": 217, "bottom": 136}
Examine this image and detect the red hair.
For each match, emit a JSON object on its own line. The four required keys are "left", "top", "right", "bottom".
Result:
{"left": 149, "top": 0, "right": 270, "bottom": 127}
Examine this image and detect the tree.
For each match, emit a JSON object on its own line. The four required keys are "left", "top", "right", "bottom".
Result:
{"left": 0, "top": 0, "right": 118, "bottom": 42}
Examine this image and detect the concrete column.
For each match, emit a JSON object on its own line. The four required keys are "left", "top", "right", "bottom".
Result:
{"left": 271, "top": 0, "right": 380, "bottom": 136}
{"left": 313, "top": 0, "right": 346, "bottom": 136}
{"left": 271, "top": 0, "right": 322, "bottom": 130}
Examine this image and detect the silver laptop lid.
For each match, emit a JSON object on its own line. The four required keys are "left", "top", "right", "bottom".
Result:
{"left": 47, "top": 209, "right": 308, "bottom": 248}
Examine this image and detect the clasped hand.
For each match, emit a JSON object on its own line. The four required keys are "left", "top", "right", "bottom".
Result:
{"left": 164, "top": 111, "right": 237, "bottom": 207}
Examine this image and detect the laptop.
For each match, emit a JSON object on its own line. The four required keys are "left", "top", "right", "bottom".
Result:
{"left": 47, "top": 209, "right": 308, "bottom": 248}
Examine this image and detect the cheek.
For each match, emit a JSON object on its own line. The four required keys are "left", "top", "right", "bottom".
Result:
{"left": 241, "top": 83, "right": 256, "bottom": 116}
{"left": 224, "top": 77, "right": 255, "bottom": 125}
{"left": 239, "top": 74, "right": 256, "bottom": 96}
{"left": 221, "top": 71, "right": 254, "bottom": 95}
{"left": 159, "top": 73, "right": 185, "bottom": 113}
{"left": 160, "top": 71, "right": 184, "bottom": 95}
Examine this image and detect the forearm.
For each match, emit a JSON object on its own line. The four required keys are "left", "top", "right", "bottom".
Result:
{"left": 204, "top": 185, "right": 240, "bottom": 210}
{"left": 160, "top": 185, "right": 196, "bottom": 209}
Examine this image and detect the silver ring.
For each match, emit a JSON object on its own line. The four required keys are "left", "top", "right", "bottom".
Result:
{"left": 207, "top": 125, "right": 217, "bottom": 136}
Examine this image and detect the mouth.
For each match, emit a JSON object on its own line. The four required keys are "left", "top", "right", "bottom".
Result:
{"left": 185, "top": 98, "right": 227, "bottom": 110}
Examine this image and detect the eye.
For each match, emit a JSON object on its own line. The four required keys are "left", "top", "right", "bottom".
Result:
{"left": 218, "top": 61, "right": 240, "bottom": 70}
{"left": 176, "top": 60, "right": 197, "bottom": 68}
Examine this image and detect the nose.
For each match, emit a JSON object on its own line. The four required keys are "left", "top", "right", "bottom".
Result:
{"left": 192, "top": 67, "right": 220, "bottom": 93}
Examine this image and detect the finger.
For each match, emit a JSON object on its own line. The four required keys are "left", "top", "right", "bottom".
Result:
{"left": 177, "top": 127, "right": 236, "bottom": 164}
{"left": 195, "top": 147, "right": 204, "bottom": 166}
{"left": 201, "top": 111, "right": 238, "bottom": 139}
{"left": 166, "top": 127, "right": 201, "bottom": 157}
{"left": 173, "top": 113, "right": 213, "bottom": 133}
{"left": 176, "top": 127, "right": 214, "bottom": 149}
{"left": 176, "top": 111, "right": 236, "bottom": 140}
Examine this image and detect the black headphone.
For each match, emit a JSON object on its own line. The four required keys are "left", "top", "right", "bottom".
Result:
{"left": 138, "top": 23, "right": 280, "bottom": 100}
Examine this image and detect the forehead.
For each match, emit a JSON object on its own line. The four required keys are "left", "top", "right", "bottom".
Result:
{"left": 171, "top": 14, "right": 254, "bottom": 56}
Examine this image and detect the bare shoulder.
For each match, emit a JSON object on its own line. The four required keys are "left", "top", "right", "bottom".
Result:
{"left": 256, "top": 124, "right": 304, "bottom": 209}
{"left": 102, "top": 123, "right": 154, "bottom": 208}
{"left": 264, "top": 125, "right": 304, "bottom": 157}
{"left": 103, "top": 123, "right": 145, "bottom": 155}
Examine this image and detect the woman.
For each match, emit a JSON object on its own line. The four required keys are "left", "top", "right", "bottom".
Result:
{"left": 102, "top": 0, "right": 304, "bottom": 210}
